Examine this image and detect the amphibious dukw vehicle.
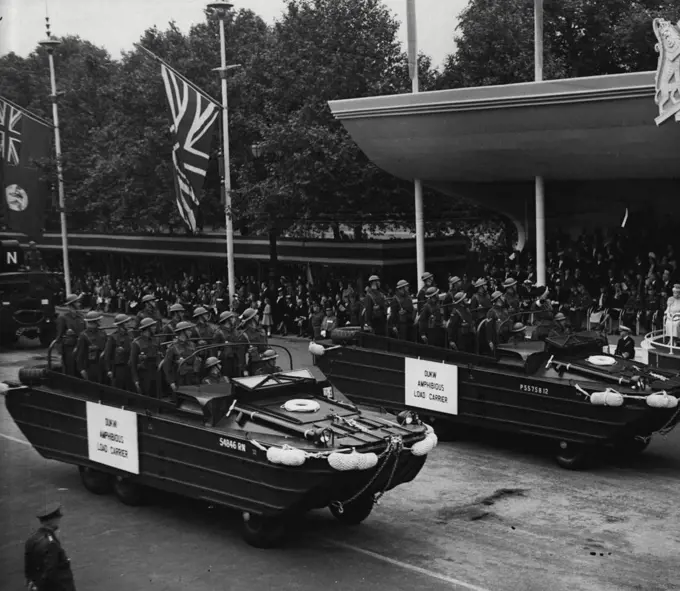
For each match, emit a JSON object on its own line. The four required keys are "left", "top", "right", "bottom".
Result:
{"left": 312, "top": 328, "right": 680, "bottom": 470}
{"left": 4, "top": 343, "right": 437, "bottom": 547}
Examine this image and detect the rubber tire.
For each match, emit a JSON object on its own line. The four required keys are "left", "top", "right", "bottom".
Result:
{"left": 555, "top": 443, "right": 588, "bottom": 470}
{"left": 79, "top": 466, "right": 113, "bottom": 495}
{"left": 18, "top": 366, "right": 47, "bottom": 385}
{"left": 330, "top": 326, "right": 362, "bottom": 344}
{"left": 329, "top": 494, "right": 375, "bottom": 526}
{"left": 113, "top": 476, "right": 146, "bottom": 506}
{"left": 615, "top": 436, "right": 650, "bottom": 457}
{"left": 242, "top": 514, "right": 287, "bottom": 549}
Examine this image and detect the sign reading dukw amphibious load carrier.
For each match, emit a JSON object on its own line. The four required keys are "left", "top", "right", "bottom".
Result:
{"left": 86, "top": 402, "right": 139, "bottom": 474}
{"left": 404, "top": 357, "right": 459, "bottom": 415}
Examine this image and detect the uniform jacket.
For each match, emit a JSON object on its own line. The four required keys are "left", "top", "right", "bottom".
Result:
{"left": 103, "top": 330, "right": 132, "bottom": 372}
{"left": 25, "top": 526, "right": 76, "bottom": 591}
{"left": 55, "top": 311, "right": 85, "bottom": 348}
{"left": 163, "top": 339, "right": 197, "bottom": 384}
{"left": 615, "top": 335, "right": 635, "bottom": 359}
{"left": 76, "top": 328, "right": 107, "bottom": 373}
{"left": 363, "top": 289, "right": 387, "bottom": 327}
{"left": 129, "top": 335, "right": 160, "bottom": 383}
{"left": 389, "top": 293, "right": 415, "bottom": 327}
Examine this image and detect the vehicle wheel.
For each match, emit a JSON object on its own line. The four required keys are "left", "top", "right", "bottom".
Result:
{"left": 615, "top": 436, "right": 650, "bottom": 457}
{"left": 113, "top": 476, "right": 146, "bottom": 506}
{"left": 331, "top": 326, "right": 362, "bottom": 344}
{"left": 79, "top": 466, "right": 113, "bottom": 495}
{"left": 329, "top": 494, "right": 375, "bottom": 526}
{"left": 242, "top": 513, "right": 286, "bottom": 549}
{"left": 555, "top": 442, "right": 588, "bottom": 470}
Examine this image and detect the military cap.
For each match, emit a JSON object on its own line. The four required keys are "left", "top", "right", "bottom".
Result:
{"left": 168, "top": 303, "right": 185, "bottom": 313}
{"left": 174, "top": 320, "right": 195, "bottom": 333}
{"left": 473, "top": 278, "right": 487, "bottom": 289}
{"left": 511, "top": 322, "right": 526, "bottom": 333}
{"left": 490, "top": 290, "right": 503, "bottom": 302}
{"left": 619, "top": 325, "right": 632, "bottom": 333}
{"left": 113, "top": 314, "right": 131, "bottom": 325}
{"left": 396, "top": 279, "right": 409, "bottom": 290}
{"left": 425, "top": 286, "right": 439, "bottom": 298}
{"left": 502, "top": 278, "right": 517, "bottom": 289}
{"left": 219, "top": 310, "right": 237, "bottom": 323}
{"left": 368, "top": 275, "right": 380, "bottom": 283}
{"left": 64, "top": 293, "right": 82, "bottom": 306}
{"left": 452, "top": 291, "right": 466, "bottom": 305}
{"left": 204, "top": 356, "right": 221, "bottom": 369}
{"left": 84, "top": 311, "right": 103, "bottom": 322}
{"left": 240, "top": 308, "right": 258, "bottom": 322}
{"left": 448, "top": 275, "right": 461, "bottom": 285}
{"left": 138, "top": 317, "right": 157, "bottom": 331}
{"left": 421, "top": 272, "right": 433, "bottom": 282}
{"left": 262, "top": 349, "right": 278, "bottom": 361}
{"left": 193, "top": 306, "right": 209, "bottom": 318}
{"left": 141, "top": 294, "right": 156, "bottom": 303}
{"left": 36, "top": 502, "right": 62, "bottom": 522}
{"left": 29, "top": 240, "right": 37, "bottom": 247}
{"left": 554, "top": 312, "right": 566, "bottom": 322}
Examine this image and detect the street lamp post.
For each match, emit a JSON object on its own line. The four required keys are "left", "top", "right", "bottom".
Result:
{"left": 534, "top": 0, "right": 546, "bottom": 286}
{"left": 207, "top": 1, "right": 236, "bottom": 302}
{"left": 38, "top": 32, "right": 72, "bottom": 296}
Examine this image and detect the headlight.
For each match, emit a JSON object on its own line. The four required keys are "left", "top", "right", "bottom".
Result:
{"left": 41, "top": 299, "right": 49, "bottom": 305}
{"left": 305, "top": 427, "right": 334, "bottom": 447}
{"left": 397, "top": 410, "right": 420, "bottom": 426}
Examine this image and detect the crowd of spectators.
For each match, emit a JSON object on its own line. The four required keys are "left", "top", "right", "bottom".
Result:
{"left": 52, "top": 226, "right": 680, "bottom": 339}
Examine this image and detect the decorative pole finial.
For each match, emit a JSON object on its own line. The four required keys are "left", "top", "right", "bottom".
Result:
{"left": 45, "top": 16, "right": 51, "bottom": 38}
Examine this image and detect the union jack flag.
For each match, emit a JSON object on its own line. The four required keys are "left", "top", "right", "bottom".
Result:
{"left": 0, "top": 100, "right": 22, "bottom": 166}
{"left": 161, "top": 64, "right": 219, "bottom": 232}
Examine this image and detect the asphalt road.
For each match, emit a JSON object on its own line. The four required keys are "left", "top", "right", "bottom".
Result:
{"left": 1, "top": 327, "right": 679, "bottom": 591}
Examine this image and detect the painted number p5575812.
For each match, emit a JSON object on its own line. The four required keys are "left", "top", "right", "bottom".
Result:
{"left": 519, "top": 384, "right": 549, "bottom": 395}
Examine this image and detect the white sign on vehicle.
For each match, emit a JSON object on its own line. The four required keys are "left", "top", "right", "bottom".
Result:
{"left": 404, "top": 357, "right": 459, "bottom": 415}
{"left": 86, "top": 402, "right": 139, "bottom": 474}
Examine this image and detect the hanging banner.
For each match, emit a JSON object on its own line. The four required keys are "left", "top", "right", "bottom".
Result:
{"left": 86, "top": 402, "right": 139, "bottom": 474}
{"left": 404, "top": 357, "right": 459, "bottom": 415}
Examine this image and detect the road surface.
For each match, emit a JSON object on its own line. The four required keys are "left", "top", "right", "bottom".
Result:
{"left": 1, "top": 328, "right": 679, "bottom": 591}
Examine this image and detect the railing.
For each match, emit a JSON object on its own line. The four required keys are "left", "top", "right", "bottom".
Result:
{"left": 643, "top": 314, "right": 680, "bottom": 356}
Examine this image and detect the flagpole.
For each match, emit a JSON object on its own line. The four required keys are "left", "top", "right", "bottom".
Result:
{"left": 406, "top": 0, "right": 425, "bottom": 291}
{"left": 207, "top": 2, "right": 236, "bottom": 304}
{"left": 39, "top": 26, "right": 71, "bottom": 296}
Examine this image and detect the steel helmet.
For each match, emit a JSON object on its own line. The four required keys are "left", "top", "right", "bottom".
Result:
{"left": 113, "top": 314, "right": 131, "bottom": 325}
{"left": 262, "top": 349, "right": 278, "bottom": 361}
{"left": 511, "top": 322, "right": 526, "bottom": 333}
{"left": 84, "top": 311, "right": 103, "bottom": 322}
{"left": 193, "top": 306, "right": 209, "bottom": 318}
{"left": 174, "top": 320, "right": 195, "bottom": 333}
{"left": 204, "top": 356, "right": 221, "bottom": 369}
{"left": 219, "top": 310, "right": 237, "bottom": 323}
{"left": 142, "top": 294, "right": 156, "bottom": 303}
{"left": 396, "top": 279, "right": 409, "bottom": 290}
{"left": 168, "top": 303, "right": 185, "bottom": 313}
{"left": 368, "top": 275, "right": 380, "bottom": 283}
{"left": 240, "top": 308, "right": 257, "bottom": 323}
{"left": 138, "top": 317, "right": 157, "bottom": 331}
{"left": 64, "top": 293, "right": 82, "bottom": 306}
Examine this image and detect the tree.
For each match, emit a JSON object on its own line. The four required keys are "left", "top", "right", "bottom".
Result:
{"left": 439, "top": 0, "right": 680, "bottom": 89}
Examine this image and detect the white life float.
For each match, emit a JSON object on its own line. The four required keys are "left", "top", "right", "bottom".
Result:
{"left": 411, "top": 431, "right": 439, "bottom": 456}
{"left": 328, "top": 449, "right": 378, "bottom": 471}
{"left": 587, "top": 355, "right": 617, "bottom": 366}
{"left": 282, "top": 399, "right": 321, "bottom": 413}
{"left": 308, "top": 342, "right": 326, "bottom": 356}
{"left": 589, "top": 390, "right": 624, "bottom": 407}
{"left": 647, "top": 393, "right": 679, "bottom": 409}
{"left": 266, "top": 446, "right": 306, "bottom": 466}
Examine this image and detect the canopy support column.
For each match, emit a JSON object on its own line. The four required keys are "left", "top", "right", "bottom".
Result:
{"left": 414, "top": 178, "right": 425, "bottom": 289}
{"left": 535, "top": 176, "right": 546, "bottom": 285}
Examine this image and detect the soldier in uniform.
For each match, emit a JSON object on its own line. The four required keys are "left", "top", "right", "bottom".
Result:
{"left": 507, "top": 322, "right": 527, "bottom": 346}
{"left": 362, "top": 274, "right": 388, "bottom": 336}
{"left": 470, "top": 278, "right": 491, "bottom": 326}
{"left": 202, "top": 357, "right": 228, "bottom": 385}
{"left": 531, "top": 285, "right": 554, "bottom": 341}
{"left": 161, "top": 303, "right": 185, "bottom": 344}
{"left": 192, "top": 306, "right": 217, "bottom": 375}
{"left": 442, "top": 275, "right": 462, "bottom": 321}
{"left": 104, "top": 314, "right": 133, "bottom": 390}
{"left": 211, "top": 281, "right": 228, "bottom": 316}
{"left": 135, "top": 294, "right": 162, "bottom": 334}
{"left": 446, "top": 291, "right": 475, "bottom": 352}
{"left": 214, "top": 311, "right": 243, "bottom": 378}
{"left": 24, "top": 503, "right": 76, "bottom": 591}
{"left": 238, "top": 308, "right": 268, "bottom": 375}
{"left": 129, "top": 317, "right": 160, "bottom": 396}
{"left": 252, "top": 349, "right": 282, "bottom": 375}
{"left": 320, "top": 305, "right": 338, "bottom": 339}
{"left": 163, "top": 320, "right": 198, "bottom": 392}
{"left": 418, "top": 286, "right": 445, "bottom": 347}
{"left": 389, "top": 279, "right": 415, "bottom": 341}
{"left": 614, "top": 325, "right": 635, "bottom": 360}
{"left": 416, "top": 272, "right": 435, "bottom": 313}
{"left": 76, "top": 311, "right": 107, "bottom": 383}
{"left": 548, "top": 311, "right": 571, "bottom": 339}
{"left": 487, "top": 290, "right": 511, "bottom": 344}
{"left": 502, "top": 278, "right": 521, "bottom": 315}
{"left": 55, "top": 294, "right": 85, "bottom": 377}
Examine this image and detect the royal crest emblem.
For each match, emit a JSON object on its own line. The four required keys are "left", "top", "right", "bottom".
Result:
{"left": 653, "top": 18, "right": 680, "bottom": 125}
{"left": 5, "top": 184, "right": 29, "bottom": 212}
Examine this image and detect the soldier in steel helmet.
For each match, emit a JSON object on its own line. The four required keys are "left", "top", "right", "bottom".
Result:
{"left": 202, "top": 357, "right": 228, "bottom": 385}
{"left": 214, "top": 310, "right": 243, "bottom": 378}
{"left": 191, "top": 306, "right": 217, "bottom": 374}
{"left": 446, "top": 291, "right": 474, "bottom": 352}
{"left": 252, "top": 349, "right": 282, "bottom": 375}
{"left": 76, "top": 311, "right": 107, "bottom": 383}
{"left": 161, "top": 303, "right": 185, "bottom": 345}
{"left": 417, "top": 286, "right": 445, "bottom": 347}
{"left": 163, "top": 320, "right": 198, "bottom": 391}
{"left": 388, "top": 279, "right": 415, "bottom": 341}
{"left": 24, "top": 503, "right": 76, "bottom": 591}
{"left": 416, "top": 272, "right": 435, "bottom": 314}
{"left": 237, "top": 308, "right": 268, "bottom": 375}
{"left": 104, "top": 314, "right": 133, "bottom": 390}
{"left": 362, "top": 274, "right": 387, "bottom": 337}
{"left": 129, "top": 317, "right": 160, "bottom": 396}
{"left": 134, "top": 294, "right": 162, "bottom": 334}
{"left": 55, "top": 294, "right": 85, "bottom": 376}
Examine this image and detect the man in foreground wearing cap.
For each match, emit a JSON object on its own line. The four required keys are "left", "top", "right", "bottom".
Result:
{"left": 76, "top": 311, "right": 107, "bottom": 383}
{"left": 163, "top": 321, "right": 198, "bottom": 392}
{"left": 237, "top": 308, "right": 268, "bottom": 375}
{"left": 25, "top": 503, "right": 76, "bottom": 591}
{"left": 416, "top": 272, "right": 435, "bottom": 313}
{"left": 104, "top": 314, "right": 133, "bottom": 390}
{"left": 362, "top": 275, "right": 388, "bottom": 336}
{"left": 202, "top": 357, "right": 228, "bottom": 385}
{"left": 55, "top": 294, "right": 85, "bottom": 377}
{"left": 418, "top": 286, "right": 445, "bottom": 347}
{"left": 253, "top": 349, "right": 282, "bottom": 375}
{"left": 614, "top": 325, "right": 635, "bottom": 360}
{"left": 389, "top": 279, "right": 415, "bottom": 341}
{"left": 214, "top": 311, "right": 243, "bottom": 378}
{"left": 446, "top": 291, "right": 474, "bottom": 352}
{"left": 130, "top": 317, "right": 160, "bottom": 396}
